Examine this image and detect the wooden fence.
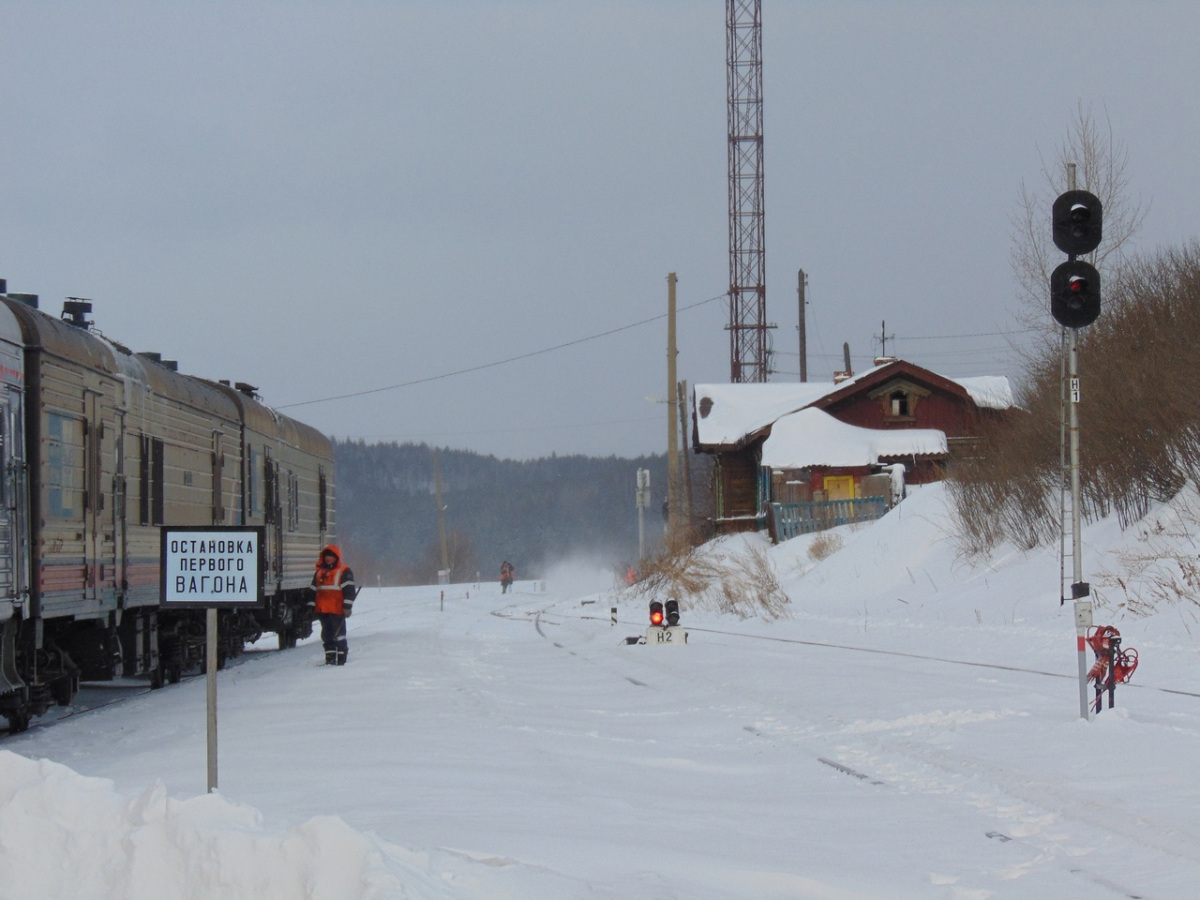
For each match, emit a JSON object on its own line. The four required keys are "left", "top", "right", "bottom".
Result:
{"left": 770, "top": 497, "right": 888, "bottom": 541}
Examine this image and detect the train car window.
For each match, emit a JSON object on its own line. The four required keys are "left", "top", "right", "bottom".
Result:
{"left": 47, "top": 413, "right": 81, "bottom": 519}
{"left": 287, "top": 471, "right": 299, "bottom": 532}
{"left": 212, "top": 435, "right": 225, "bottom": 525}
{"left": 264, "top": 456, "right": 276, "bottom": 525}
{"left": 248, "top": 446, "right": 260, "bottom": 517}
{"left": 139, "top": 434, "right": 165, "bottom": 526}
{"left": 139, "top": 435, "right": 150, "bottom": 525}
{"left": 0, "top": 415, "right": 6, "bottom": 506}
{"left": 152, "top": 439, "right": 164, "bottom": 525}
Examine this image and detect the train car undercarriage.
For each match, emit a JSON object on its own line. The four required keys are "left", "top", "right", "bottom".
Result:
{"left": 1, "top": 592, "right": 314, "bottom": 734}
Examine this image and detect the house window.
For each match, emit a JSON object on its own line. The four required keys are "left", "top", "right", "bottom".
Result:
{"left": 890, "top": 391, "right": 909, "bottom": 417}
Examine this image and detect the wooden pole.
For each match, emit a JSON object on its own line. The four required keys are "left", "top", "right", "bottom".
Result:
{"left": 666, "top": 273, "right": 679, "bottom": 540}
{"left": 433, "top": 448, "right": 449, "bottom": 580}
{"left": 677, "top": 379, "right": 692, "bottom": 528}
{"left": 797, "top": 270, "right": 807, "bottom": 382}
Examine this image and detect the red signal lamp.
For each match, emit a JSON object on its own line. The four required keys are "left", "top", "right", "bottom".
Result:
{"left": 649, "top": 601, "right": 664, "bottom": 627}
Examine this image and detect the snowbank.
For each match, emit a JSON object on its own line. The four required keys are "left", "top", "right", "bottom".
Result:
{"left": 0, "top": 752, "right": 407, "bottom": 900}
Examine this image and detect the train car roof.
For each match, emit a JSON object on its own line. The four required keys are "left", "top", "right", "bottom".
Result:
{"left": 0, "top": 300, "right": 25, "bottom": 352}
{"left": 202, "top": 379, "right": 334, "bottom": 460}
{"left": 0, "top": 297, "right": 240, "bottom": 421}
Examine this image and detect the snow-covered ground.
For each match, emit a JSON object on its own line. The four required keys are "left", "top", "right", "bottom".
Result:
{"left": 4, "top": 482, "right": 1200, "bottom": 899}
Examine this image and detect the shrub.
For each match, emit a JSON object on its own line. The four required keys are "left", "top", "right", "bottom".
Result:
{"left": 951, "top": 242, "right": 1200, "bottom": 558}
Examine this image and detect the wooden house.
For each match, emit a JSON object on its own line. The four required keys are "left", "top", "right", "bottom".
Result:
{"left": 691, "top": 360, "right": 1013, "bottom": 535}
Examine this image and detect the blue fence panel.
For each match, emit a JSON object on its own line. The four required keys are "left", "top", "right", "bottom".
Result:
{"left": 771, "top": 497, "right": 888, "bottom": 541}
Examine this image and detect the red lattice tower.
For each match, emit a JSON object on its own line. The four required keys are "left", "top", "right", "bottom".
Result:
{"left": 726, "top": 0, "right": 773, "bottom": 382}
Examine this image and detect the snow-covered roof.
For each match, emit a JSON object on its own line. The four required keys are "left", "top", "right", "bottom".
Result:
{"left": 950, "top": 375, "right": 1014, "bottom": 410}
{"left": 692, "top": 382, "right": 843, "bottom": 447}
{"left": 694, "top": 362, "right": 1013, "bottom": 448}
{"left": 760, "top": 407, "right": 947, "bottom": 470}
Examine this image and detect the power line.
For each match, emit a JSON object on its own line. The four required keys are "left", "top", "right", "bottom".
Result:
{"left": 278, "top": 292, "right": 726, "bottom": 410}
{"left": 351, "top": 413, "right": 664, "bottom": 444}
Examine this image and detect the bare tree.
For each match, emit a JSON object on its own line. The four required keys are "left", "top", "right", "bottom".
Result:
{"left": 1010, "top": 101, "right": 1149, "bottom": 332}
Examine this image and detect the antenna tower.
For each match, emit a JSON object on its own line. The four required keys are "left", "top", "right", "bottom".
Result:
{"left": 726, "top": 0, "right": 772, "bottom": 382}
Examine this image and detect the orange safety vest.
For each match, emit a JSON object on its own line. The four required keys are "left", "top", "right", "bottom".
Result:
{"left": 314, "top": 562, "right": 350, "bottom": 615}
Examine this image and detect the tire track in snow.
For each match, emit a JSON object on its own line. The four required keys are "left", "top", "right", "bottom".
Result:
{"left": 533, "top": 603, "right": 1185, "bottom": 897}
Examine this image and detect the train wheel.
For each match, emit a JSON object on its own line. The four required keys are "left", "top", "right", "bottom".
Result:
{"left": 5, "top": 711, "right": 30, "bottom": 734}
{"left": 166, "top": 665, "right": 182, "bottom": 685}
{"left": 149, "top": 666, "right": 164, "bottom": 690}
{"left": 51, "top": 677, "right": 75, "bottom": 707}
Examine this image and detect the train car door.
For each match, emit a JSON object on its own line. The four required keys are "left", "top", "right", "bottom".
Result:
{"left": 0, "top": 384, "right": 25, "bottom": 702}
{"left": 263, "top": 449, "right": 283, "bottom": 590}
{"left": 0, "top": 386, "right": 27, "bottom": 605}
{"left": 83, "top": 391, "right": 101, "bottom": 603}
{"left": 83, "top": 390, "right": 114, "bottom": 604}
{"left": 112, "top": 412, "right": 127, "bottom": 602}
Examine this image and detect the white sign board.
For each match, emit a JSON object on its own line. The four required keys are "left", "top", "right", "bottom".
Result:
{"left": 160, "top": 527, "right": 265, "bottom": 608}
{"left": 646, "top": 625, "right": 688, "bottom": 645}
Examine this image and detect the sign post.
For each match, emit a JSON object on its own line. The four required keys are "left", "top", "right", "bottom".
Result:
{"left": 161, "top": 526, "right": 265, "bottom": 793}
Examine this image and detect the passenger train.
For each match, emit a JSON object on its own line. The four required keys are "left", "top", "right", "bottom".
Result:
{"left": 0, "top": 281, "right": 334, "bottom": 733}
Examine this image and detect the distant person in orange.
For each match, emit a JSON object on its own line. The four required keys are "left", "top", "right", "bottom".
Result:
{"left": 625, "top": 564, "right": 636, "bottom": 586}
{"left": 500, "top": 560, "right": 515, "bottom": 594}
{"left": 307, "top": 545, "right": 357, "bottom": 665}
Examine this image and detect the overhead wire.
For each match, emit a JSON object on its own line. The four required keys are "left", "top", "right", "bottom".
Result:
{"left": 280, "top": 292, "right": 1033, "bottom": 412}
{"left": 278, "top": 291, "right": 727, "bottom": 410}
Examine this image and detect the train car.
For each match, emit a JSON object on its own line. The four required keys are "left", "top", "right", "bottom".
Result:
{"left": 0, "top": 289, "right": 333, "bottom": 733}
{"left": 0, "top": 291, "right": 30, "bottom": 730}
{"left": 205, "top": 379, "right": 334, "bottom": 649}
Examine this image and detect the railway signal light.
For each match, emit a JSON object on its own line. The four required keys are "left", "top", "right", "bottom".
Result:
{"left": 664, "top": 598, "right": 680, "bottom": 626}
{"left": 1051, "top": 260, "right": 1101, "bottom": 329}
{"left": 649, "top": 600, "right": 664, "bottom": 627}
{"left": 1052, "top": 190, "right": 1103, "bottom": 257}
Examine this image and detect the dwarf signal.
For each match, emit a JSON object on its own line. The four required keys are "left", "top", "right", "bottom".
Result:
{"left": 646, "top": 597, "right": 686, "bottom": 644}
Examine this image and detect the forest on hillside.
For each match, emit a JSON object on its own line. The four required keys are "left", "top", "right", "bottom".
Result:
{"left": 332, "top": 440, "right": 712, "bottom": 586}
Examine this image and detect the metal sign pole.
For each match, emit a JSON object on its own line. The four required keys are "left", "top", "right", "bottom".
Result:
{"left": 206, "top": 607, "right": 218, "bottom": 792}
{"left": 1068, "top": 330, "right": 1091, "bottom": 720}
{"left": 161, "top": 526, "right": 264, "bottom": 796}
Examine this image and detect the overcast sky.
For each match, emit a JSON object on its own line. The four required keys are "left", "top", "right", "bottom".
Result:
{"left": 2, "top": 2, "right": 1197, "bottom": 460}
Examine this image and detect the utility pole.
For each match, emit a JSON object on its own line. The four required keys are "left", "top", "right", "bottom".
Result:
{"left": 677, "top": 378, "right": 692, "bottom": 528}
{"left": 796, "top": 269, "right": 808, "bottom": 382}
{"left": 636, "top": 469, "right": 651, "bottom": 559}
{"left": 433, "top": 448, "right": 449, "bottom": 583}
{"left": 667, "top": 273, "right": 680, "bottom": 540}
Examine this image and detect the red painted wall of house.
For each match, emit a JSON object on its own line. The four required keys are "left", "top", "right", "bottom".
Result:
{"left": 823, "top": 390, "right": 979, "bottom": 439}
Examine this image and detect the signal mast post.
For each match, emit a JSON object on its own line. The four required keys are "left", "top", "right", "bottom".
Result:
{"left": 1051, "top": 165, "right": 1103, "bottom": 720}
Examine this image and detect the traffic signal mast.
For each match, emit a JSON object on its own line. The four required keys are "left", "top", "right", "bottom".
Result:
{"left": 1048, "top": 181, "right": 1132, "bottom": 718}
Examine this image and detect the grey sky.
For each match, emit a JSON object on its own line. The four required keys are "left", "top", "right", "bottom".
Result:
{"left": 2, "top": 2, "right": 1196, "bottom": 459}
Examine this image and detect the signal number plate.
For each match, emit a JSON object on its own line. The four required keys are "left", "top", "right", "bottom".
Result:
{"left": 646, "top": 625, "right": 688, "bottom": 645}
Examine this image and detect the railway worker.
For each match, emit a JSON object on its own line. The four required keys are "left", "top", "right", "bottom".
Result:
{"left": 500, "top": 560, "right": 515, "bottom": 594}
{"left": 308, "top": 545, "right": 357, "bottom": 665}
